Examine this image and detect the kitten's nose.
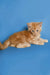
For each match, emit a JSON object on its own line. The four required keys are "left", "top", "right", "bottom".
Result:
{"left": 34, "top": 34, "right": 36, "bottom": 36}
{"left": 34, "top": 32, "right": 36, "bottom": 33}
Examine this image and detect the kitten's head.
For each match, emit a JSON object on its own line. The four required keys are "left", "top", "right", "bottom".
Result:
{"left": 27, "top": 22, "right": 42, "bottom": 37}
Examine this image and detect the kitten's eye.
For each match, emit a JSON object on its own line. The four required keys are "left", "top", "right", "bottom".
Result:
{"left": 32, "top": 30, "right": 34, "bottom": 32}
{"left": 36, "top": 30, "right": 39, "bottom": 32}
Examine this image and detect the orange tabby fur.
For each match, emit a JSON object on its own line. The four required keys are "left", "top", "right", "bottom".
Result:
{"left": 0, "top": 22, "right": 48, "bottom": 50}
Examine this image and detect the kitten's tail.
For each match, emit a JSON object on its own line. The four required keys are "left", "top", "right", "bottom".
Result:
{"left": 0, "top": 40, "right": 10, "bottom": 50}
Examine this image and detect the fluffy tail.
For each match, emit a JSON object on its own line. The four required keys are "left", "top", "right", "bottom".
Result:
{"left": 0, "top": 40, "right": 10, "bottom": 50}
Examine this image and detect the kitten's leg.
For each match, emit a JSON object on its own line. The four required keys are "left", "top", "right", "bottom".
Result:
{"left": 0, "top": 40, "right": 10, "bottom": 50}
{"left": 10, "top": 44, "right": 16, "bottom": 47}
{"left": 32, "top": 41, "right": 44, "bottom": 45}
{"left": 16, "top": 42, "right": 31, "bottom": 48}
{"left": 39, "top": 38, "right": 48, "bottom": 43}
{"left": 30, "top": 40, "right": 44, "bottom": 45}
{"left": 32, "top": 38, "right": 48, "bottom": 45}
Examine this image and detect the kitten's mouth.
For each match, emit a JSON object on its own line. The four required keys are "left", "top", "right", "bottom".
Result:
{"left": 33, "top": 34, "right": 38, "bottom": 37}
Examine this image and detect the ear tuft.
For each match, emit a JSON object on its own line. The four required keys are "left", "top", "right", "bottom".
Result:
{"left": 40, "top": 22, "right": 43, "bottom": 24}
{"left": 39, "top": 22, "right": 43, "bottom": 27}
{"left": 27, "top": 23, "right": 31, "bottom": 28}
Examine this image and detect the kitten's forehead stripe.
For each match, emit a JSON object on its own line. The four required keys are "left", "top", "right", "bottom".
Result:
{"left": 32, "top": 23, "right": 38, "bottom": 30}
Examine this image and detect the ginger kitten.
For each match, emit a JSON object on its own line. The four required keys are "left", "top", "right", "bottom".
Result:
{"left": 0, "top": 22, "right": 48, "bottom": 50}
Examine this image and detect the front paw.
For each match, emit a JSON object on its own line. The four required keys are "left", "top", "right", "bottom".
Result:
{"left": 34, "top": 42, "right": 44, "bottom": 45}
{"left": 44, "top": 39, "right": 48, "bottom": 43}
{"left": 39, "top": 42, "right": 44, "bottom": 45}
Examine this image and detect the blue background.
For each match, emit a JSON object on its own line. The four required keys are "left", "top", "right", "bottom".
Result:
{"left": 0, "top": 0, "right": 50, "bottom": 75}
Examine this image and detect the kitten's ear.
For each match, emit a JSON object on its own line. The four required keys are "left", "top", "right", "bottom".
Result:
{"left": 39, "top": 22, "right": 43, "bottom": 27}
{"left": 27, "top": 23, "right": 31, "bottom": 28}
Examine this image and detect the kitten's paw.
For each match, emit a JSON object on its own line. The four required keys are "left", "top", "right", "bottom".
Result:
{"left": 44, "top": 39, "right": 48, "bottom": 43}
{"left": 39, "top": 43, "right": 44, "bottom": 45}
{"left": 34, "top": 42, "right": 44, "bottom": 45}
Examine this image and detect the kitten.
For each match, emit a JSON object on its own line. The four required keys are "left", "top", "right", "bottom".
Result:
{"left": 0, "top": 22, "right": 48, "bottom": 50}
